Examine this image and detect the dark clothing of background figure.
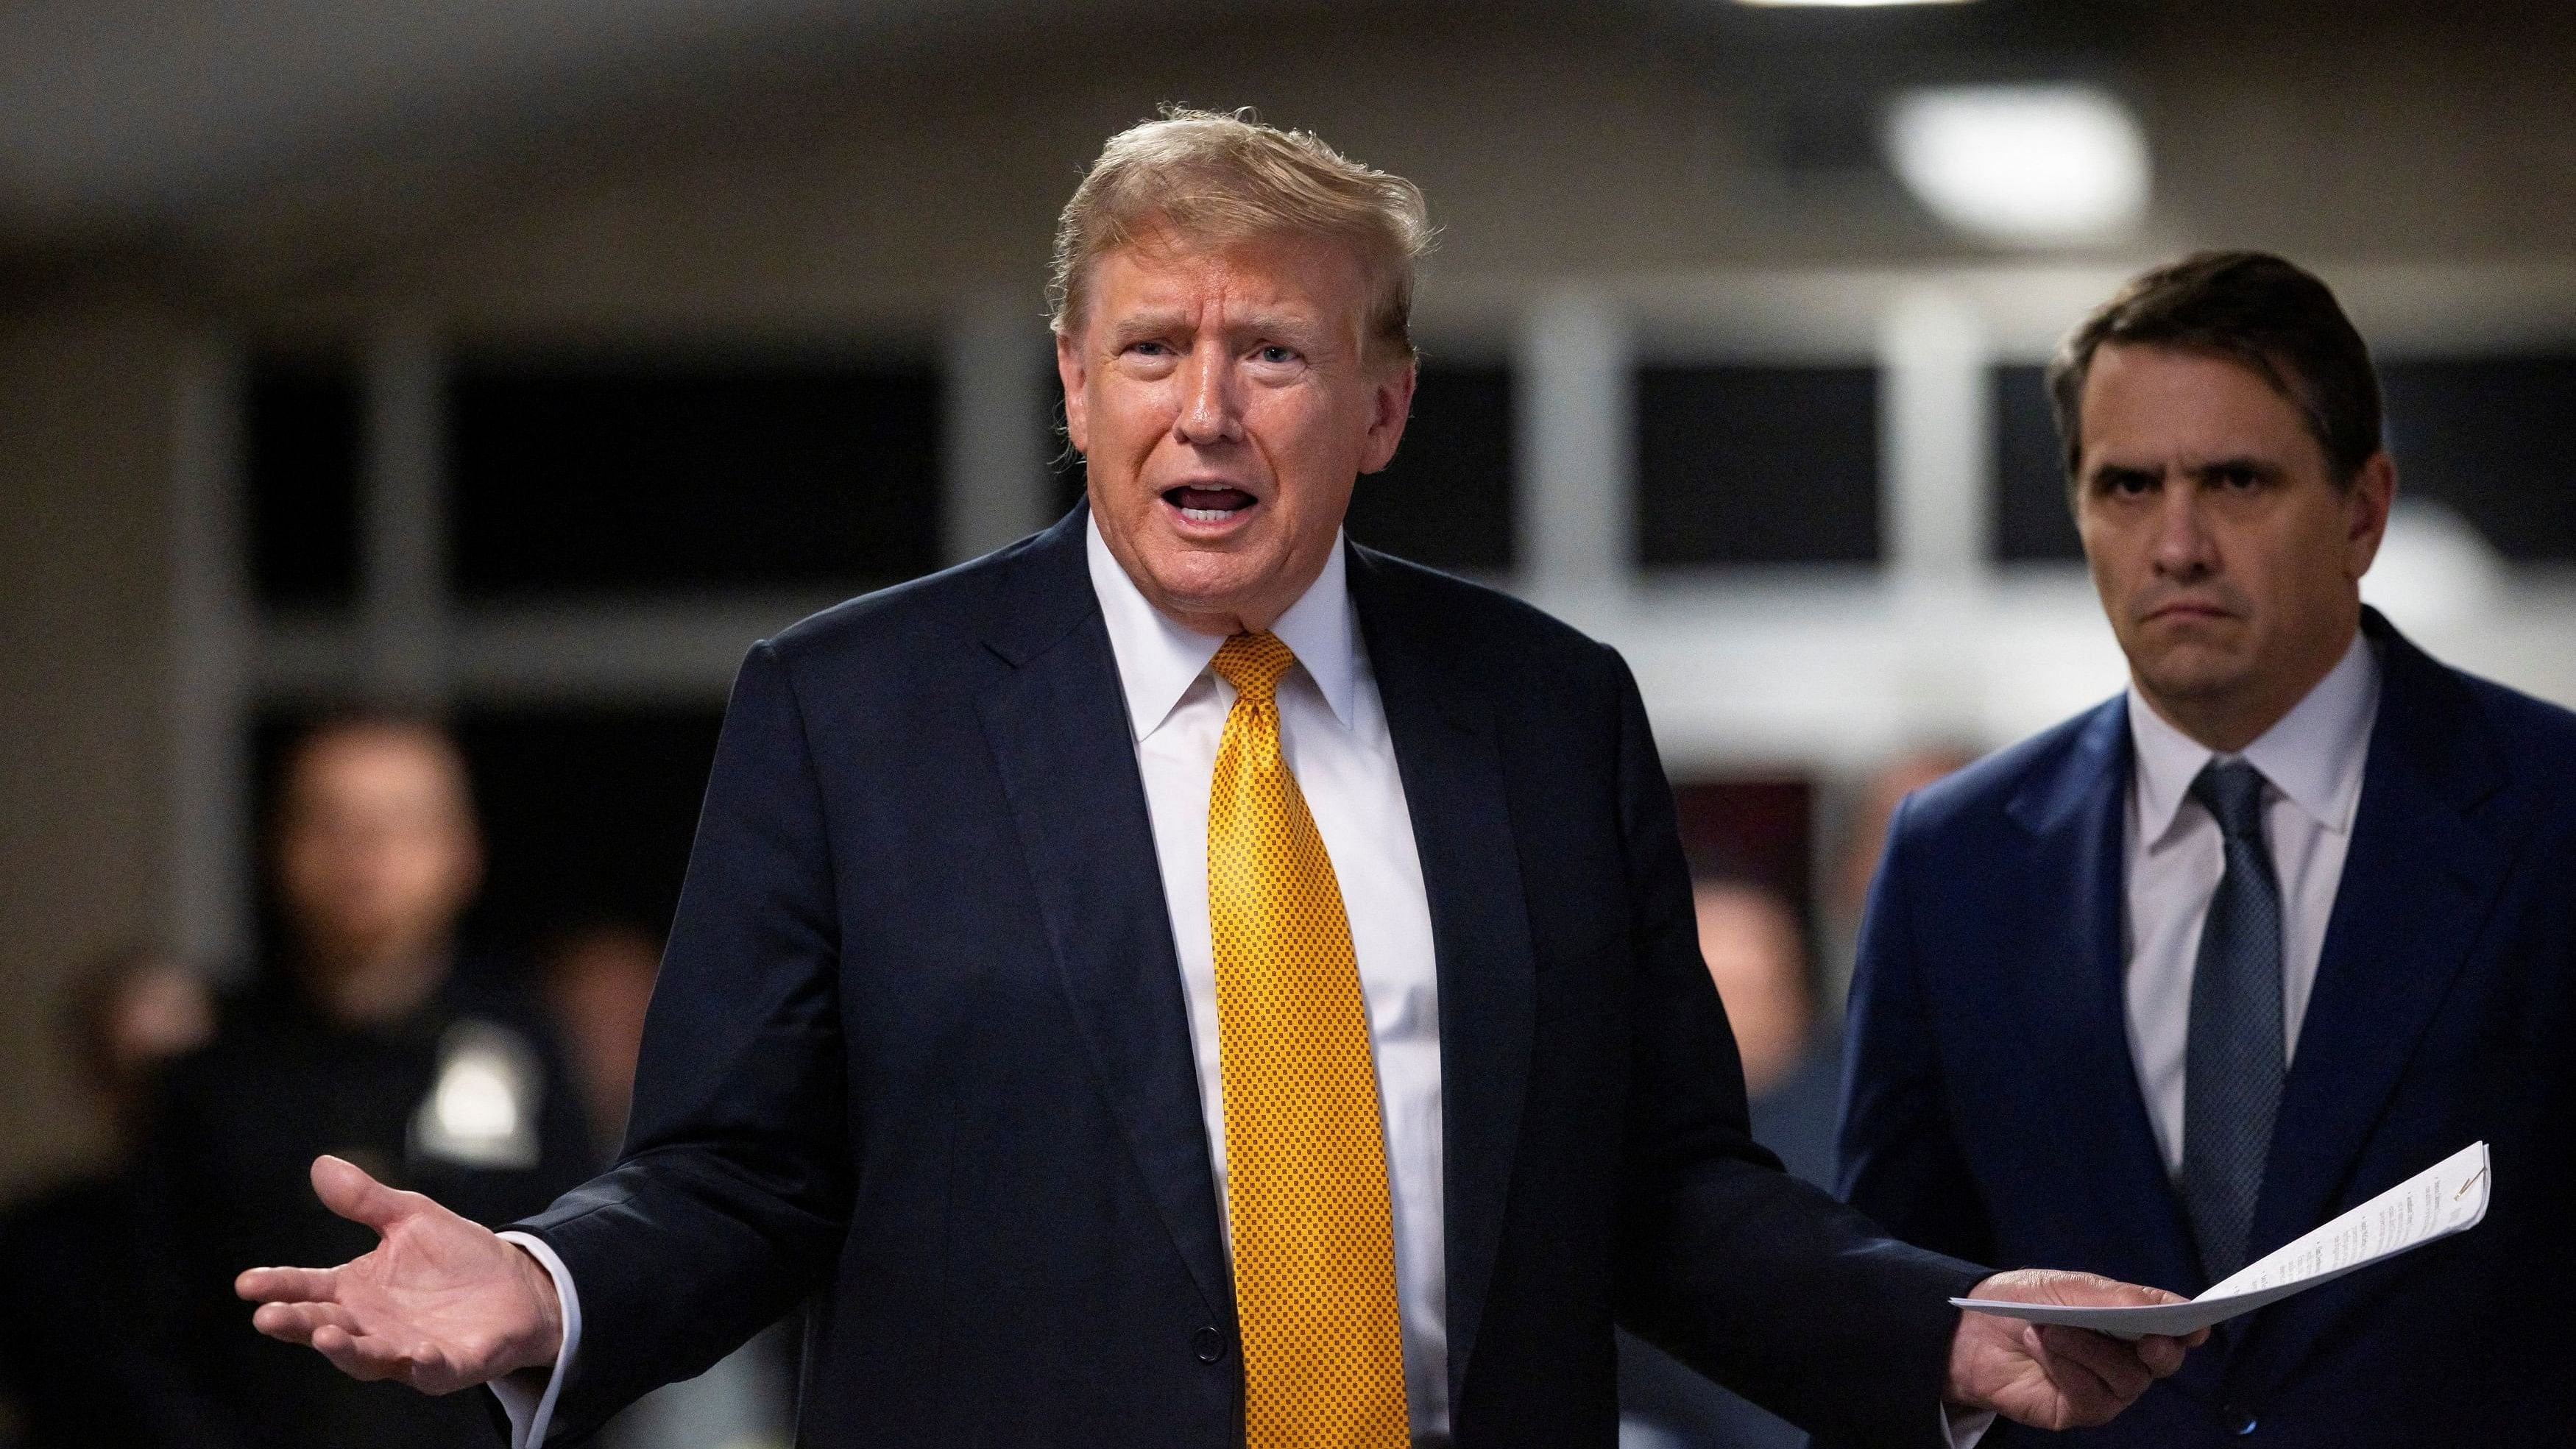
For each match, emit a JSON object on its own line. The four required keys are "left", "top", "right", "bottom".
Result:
{"left": 1620, "top": 1032, "right": 1845, "bottom": 1449}
{"left": 0, "top": 1172, "right": 244, "bottom": 1449}
{"left": 503, "top": 506, "right": 1984, "bottom": 1449}
{"left": 143, "top": 964, "right": 595, "bottom": 1449}
{"left": 1840, "top": 610, "right": 2576, "bottom": 1448}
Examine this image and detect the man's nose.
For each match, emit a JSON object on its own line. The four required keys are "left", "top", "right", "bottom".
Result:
{"left": 1173, "top": 342, "right": 1243, "bottom": 445}
{"left": 2150, "top": 482, "right": 2218, "bottom": 577}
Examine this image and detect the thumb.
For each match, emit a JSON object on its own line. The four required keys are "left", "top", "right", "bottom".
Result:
{"left": 310, "top": 1155, "right": 414, "bottom": 1234}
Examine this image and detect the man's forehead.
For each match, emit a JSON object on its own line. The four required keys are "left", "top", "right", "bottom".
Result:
{"left": 2081, "top": 344, "right": 2320, "bottom": 460}
{"left": 289, "top": 728, "right": 468, "bottom": 804}
{"left": 1087, "top": 233, "right": 1363, "bottom": 320}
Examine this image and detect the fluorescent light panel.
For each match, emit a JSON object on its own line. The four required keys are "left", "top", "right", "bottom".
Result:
{"left": 1883, "top": 83, "right": 2149, "bottom": 246}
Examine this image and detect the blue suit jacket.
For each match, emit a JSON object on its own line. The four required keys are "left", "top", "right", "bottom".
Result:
{"left": 1840, "top": 609, "right": 2576, "bottom": 1447}
{"left": 509, "top": 508, "right": 1979, "bottom": 1448}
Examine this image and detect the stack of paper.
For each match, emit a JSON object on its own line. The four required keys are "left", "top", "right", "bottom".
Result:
{"left": 1950, "top": 1141, "right": 2491, "bottom": 1340}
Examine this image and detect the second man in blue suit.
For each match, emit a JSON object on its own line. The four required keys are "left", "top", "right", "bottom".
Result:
{"left": 1841, "top": 252, "right": 2576, "bottom": 1447}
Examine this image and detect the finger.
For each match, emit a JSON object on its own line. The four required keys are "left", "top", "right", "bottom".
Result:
{"left": 2134, "top": 1332, "right": 2190, "bottom": 1377}
{"left": 2034, "top": 1325, "right": 2150, "bottom": 1407}
{"left": 310, "top": 1322, "right": 416, "bottom": 1385}
{"left": 2040, "top": 1326, "right": 2153, "bottom": 1401}
{"left": 310, "top": 1155, "right": 417, "bottom": 1233}
{"left": 236, "top": 1264, "right": 339, "bottom": 1304}
{"left": 251, "top": 1300, "right": 360, "bottom": 1345}
{"left": 2023, "top": 1324, "right": 2118, "bottom": 1423}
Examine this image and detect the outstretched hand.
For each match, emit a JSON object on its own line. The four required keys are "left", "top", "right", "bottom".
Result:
{"left": 1947, "top": 1269, "right": 2208, "bottom": 1431}
{"left": 235, "top": 1155, "right": 563, "bottom": 1395}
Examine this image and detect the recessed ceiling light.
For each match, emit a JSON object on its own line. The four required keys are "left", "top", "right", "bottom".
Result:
{"left": 1883, "top": 83, "right": 2150, "bottom": 246}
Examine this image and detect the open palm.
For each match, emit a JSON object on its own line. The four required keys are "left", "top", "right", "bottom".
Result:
{"left": 236, "top": 1155, "right": 562, "bottom": 1395}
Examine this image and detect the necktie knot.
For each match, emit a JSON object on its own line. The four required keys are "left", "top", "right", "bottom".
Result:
{"left": 1214, "top": 631, "right": 1298, "bottom": 705}
{"left": 2191, "top": 758, "right": 2270, "bottom": 843}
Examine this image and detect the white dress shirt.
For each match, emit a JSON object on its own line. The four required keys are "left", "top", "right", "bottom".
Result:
{"left": 495, "top": 522, "right": 1452, "bottom": 1448}
{"left": 2122, "top": 631, "right": 2381, "bottom": 1176}
{"left": 1089, "top": 517, "right": 1454, "bottom": 1443}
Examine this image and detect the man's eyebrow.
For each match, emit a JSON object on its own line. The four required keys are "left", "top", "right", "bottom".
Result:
{"left": 2184, "top": 456, "right": 2286, "bottom": 481}
{"left": 1232, "top": 308, "right": 1323, "bottom": 336}
{"left": 2086, "top": 461, "right": 2162, "bottom": 489}
{"left": 1105, "top": 311, "right": 1188, "bottom": 342}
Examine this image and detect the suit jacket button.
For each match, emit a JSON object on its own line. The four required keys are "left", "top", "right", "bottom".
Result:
{"left": 1193, "top": 1326, "right": 1225, "bottom": 1364}
{"left": 2222, "top": 1403, "right": 2257, "bottom": 1435}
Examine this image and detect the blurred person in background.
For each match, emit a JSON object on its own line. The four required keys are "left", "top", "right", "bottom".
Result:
{"left": 0, "top": 946, "right": 230, "bottom": 1448}
{"left": 1841, "top": 252, "right": 2576, "bottom": 1445}
{"left": 539, "top": 921, "right": 795, "bottom": 1449}
{"left": 1816, "top": 748, "right": 1977, "bottom": 1019}
{"left": 141, "top": 715, "right": 595, "bottom": 1449}
{"left": 1619, "top": 875, "right": 1841, "bottom": 1449}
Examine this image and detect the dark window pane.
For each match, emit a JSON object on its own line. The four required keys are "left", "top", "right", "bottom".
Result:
{"left": 2381, "top": 356, "right": 2576, "bottom": 563}
{"left": 247, "top": 357, "right": 361, "bottom": 607}
{"left": 1348, "top": 364, "right": 1514, "bottom": 571}
{"left": 456, "top": 709, "right": 726, "bottom": 951}
{"left": 1636, "top": 366, "right": 1880, "bottom": 567}
{"left": 450, "top": 358, "right": 940, "bottom": 595}
{"left": 1992, "top": 364, "right": 2081, "bottom": 562}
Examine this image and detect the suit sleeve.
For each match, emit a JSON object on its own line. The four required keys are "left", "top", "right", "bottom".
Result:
{"left": 502, "top": 640, "right": 852, "bottom": 1442}
{"left": 1601, "top": 651, "right": 1986, "bottom": 1448}
{"left": 1838, "top": 794, "right": 1998, "bottom": 1266}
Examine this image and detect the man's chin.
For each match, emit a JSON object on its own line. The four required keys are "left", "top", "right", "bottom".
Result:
{"left": 2130, "top": 651, "right": 2255, "bottom": 709}
{"left": 1134, "top": 553, "right": 1280, "bottom": 628}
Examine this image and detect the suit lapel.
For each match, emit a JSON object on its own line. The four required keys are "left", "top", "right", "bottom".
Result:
{"left": 2247, "top": 615, "right": 2508, "bottom": 1274}
{"left": 2005, "top": 702, "right": 2204, "bottom": 1298}
{"left": 972, "top": 509, "right": 1233, "bottom": 1324}
{"left": 1348, "top": 547, "right": 1538, "bottom": 1404}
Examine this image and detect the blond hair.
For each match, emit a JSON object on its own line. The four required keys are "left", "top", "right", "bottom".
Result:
{"left": 1048, "top": 108, "right": 1434, "bottom": 360}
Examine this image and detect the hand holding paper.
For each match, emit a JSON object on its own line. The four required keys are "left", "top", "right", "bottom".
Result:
{"left": 1954, "top": 1141, "right": 2491, "bottom": 1341}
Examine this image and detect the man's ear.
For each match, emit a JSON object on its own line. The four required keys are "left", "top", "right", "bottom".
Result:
{"left": 1357, "top": 355, "right": 1418, "bottom": 476}
{"left": 1055, "top": 330, "right": 1089, "bottom": 456}
{"left": 2345, "top": 448, "right": 2397, "bottom": 579}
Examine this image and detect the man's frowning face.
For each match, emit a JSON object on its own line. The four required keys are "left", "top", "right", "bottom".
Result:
{"left": 1060, "top": 228, "right": 1415, "bottom": 635}
{"left": 2073, "top": 342, "right": 2392, "bottom": 746}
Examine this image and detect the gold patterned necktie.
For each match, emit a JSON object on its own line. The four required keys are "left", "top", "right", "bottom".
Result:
{"left": 1206, "top": 631, "right": 1411, "bottom": 1449}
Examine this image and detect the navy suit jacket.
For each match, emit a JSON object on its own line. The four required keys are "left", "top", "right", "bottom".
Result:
{"left": 508, "top": 507, "right": 1979, "bottom": 1448}
{"left": 1840, "top": 609, "right": 2576, "bottom": 1447}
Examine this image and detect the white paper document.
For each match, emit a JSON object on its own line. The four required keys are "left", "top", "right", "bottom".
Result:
{"left": 1951, "top": 1141, "right": 2491, "bottom": 1340}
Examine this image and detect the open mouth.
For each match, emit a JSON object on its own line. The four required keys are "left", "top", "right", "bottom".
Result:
{"left": 1162, "top": 485, "right": 1259, "bottom": 523}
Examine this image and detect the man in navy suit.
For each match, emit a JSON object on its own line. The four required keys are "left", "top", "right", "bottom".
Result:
{"left": 1840, "top": 251, "right": 2576, "bottom": 1447}
{"left": 238, "top": 110, "right": 2198, "bottom": 1448}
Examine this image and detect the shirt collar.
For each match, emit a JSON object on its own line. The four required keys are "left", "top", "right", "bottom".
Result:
{"left": 2126, "top": 628, "right": 2380, "bottom": 846}
{"left": 1085, "top": 514, "right": 1357, "bottom": 742}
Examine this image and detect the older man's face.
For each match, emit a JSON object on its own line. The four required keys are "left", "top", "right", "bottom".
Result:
{"left": 1060, "top": 230, "right": 1415, "bottom": 635}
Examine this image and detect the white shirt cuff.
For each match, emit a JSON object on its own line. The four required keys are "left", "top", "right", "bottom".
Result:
{"left": 489, "top": 1231, "right": 582, "bottom": 1449}
{"left": 1943, "top": 1403, "right": 1996, "bottom": 1448}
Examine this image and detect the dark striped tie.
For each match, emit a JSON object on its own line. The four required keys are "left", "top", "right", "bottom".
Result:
{"left": 2181, "top": 758, "right": 2285, "bottom": 1284}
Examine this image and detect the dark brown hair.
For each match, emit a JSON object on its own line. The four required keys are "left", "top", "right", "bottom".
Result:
{"left": 2046, "top": 250, "right": 2385, "bottom": 486}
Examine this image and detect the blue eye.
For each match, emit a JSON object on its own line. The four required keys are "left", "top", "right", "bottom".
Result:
{"left": 1257, "top": 345, "right": 1296, "bottom": 364}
